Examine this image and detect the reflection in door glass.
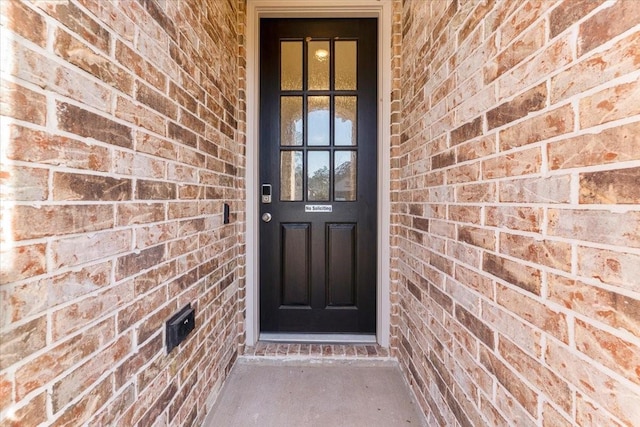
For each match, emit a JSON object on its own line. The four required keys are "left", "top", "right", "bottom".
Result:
{"left": 308, "top": 151, "right": 330, "bottom": 201}
{"left": 281, "top": 41, "right": 302, "bottom": 90}
{"left": 308, "top": 41, "right": 330, "bottom": 90}
{"left": 280, "top": 151, "right": 303, "bottom": 201}
{"left": 308, "top": 96, "right": 330, "bottom": 146}
{"left": 335, "top": 96, "right": 357, "bottom": 146}
{"left": 335, "top": 151, "right": 357, "bottom": 201}
{"left": 281, "top": 96, "right": 303, "bottom": 146}
{"left": 335, "top": 41, "right": 357, "bottom": 90}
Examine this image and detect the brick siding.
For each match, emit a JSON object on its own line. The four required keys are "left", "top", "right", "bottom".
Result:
{"left": 0, "top": 0, "right": 245, "bottom": 425}
{"left": 391, "top": 0, "right": 640, "bottom": 426}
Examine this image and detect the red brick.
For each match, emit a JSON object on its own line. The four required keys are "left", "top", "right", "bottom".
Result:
{"left": 116, "top": 203, "right": 166, "bottom": 226}
{"left": 499, "top": 233, "right": 572, "bottom": 272}
{"left": 542, "top": 402, "right": 572, "bottom": 427}
{"left": 499, "top": 176, "right": 571, "bottom": 203}
{"left": 0, "top": 372, "right": 12, "bottom": 412}
{"left": 576, "top": 393, "right": 626, "bottom": 427}
{"left": 0, "top": 165, "right": 48, "bottom": 202}
{"left": 580, "top": 79, "right": 640, "bottom": 129}
{"left": 448, "top": 205, "right": 481, "bottom": 224}
{"left": 52, "top": 230, "right": 131, "bottom": 269}
{"left": 116, "top": 245, "right": 165, "bottom": 281}
{"left": 113, "top": 151, "right": 165, "bottom": 179}
{"left": 54, "top": 28, "right": 133, "bottom": 95}
{"left": 0, "top": 243, "right": 46, "bottom": 284}
{"left": 136, "top": 301, "right": 177, "bottom": 345}
{"left": 51, "top": 376, "right": 112, "bottom": 426}
{"left": 485, "top": 21, "right": 545, "bottom": 84}
{"left": 551, "top": 30, "right": 640, "bottom": 102}
{"left": 456, "top": 182, "right": 495, "bottom": 203}
{"left": 499, "top": 338, "right": 572, "bottom": 413}
{"left": 0, "top": 316, "right": 46, "bottom": 370}
{"left": 52, "top": 334, "right": 130, "bottom": 411}
{"left": 546, "top": 340, "right": 640, "bottom": 425}
{"left": 551, "top": 121, "right": 640, "bottom": 170}
{"left": 498, "top": 35, "right": 573, "bottom": 100}
{"left": 456, "top": 305, "right": 494, "bottom": 349}
{"left": 483, "top": 252, "right": 541, "bottom": 295}
{"left": 482, "top": 301, "right": 542, "bottom": 357}
{"left": 580, "top": 166, "right": 640, "bottom": 204}
{"left": 482, "top": 148, "right": 541, "bottom": 179}
{"left": 487, "top": 83, "right": 547, "bottom": 130}
{"left": 454, "top": 265, "right": 493, "bottom": 300}
{"left": 458, "top": 226, "right": 496, "bottom": 250}
{"left": 115, "top": 40, "right": 166, "bottom": 91}
{"left": 53, "top": 172, "right": 132, "bottom": 201}
{"left": 499, "top": 0, "right": 547, "bottom": 49}
{"left": 450, "top": 117, "right": 483, "bottom": 146}
{"left": 456, "top": 135, "right": 496, "bottom": 163}
{"left": 550, "top": 0, "right": 604, "bottom": 38}
{"left": 0, "top": 80, "right": 46, "bottom": 126}
{"left": 51, "top": 281, "right": 133, "bottom": 341}
{"left": 499, "top": 104, "right": 574, "bottom": 151}
{"left": 36, "top": 0, "right": 110, "bottom": 52}
{"left": 575, "top": 318, "right": 640, "bottom": 386}
{"left": 11, "top": 204, "right": 114, "bottom": 241}
{"left": 117, "top": 287, "right": 166, "bottom": 333}
{"left": 480, "top": 347, "right": 538, "bottom": 416}
{"left": 6, "top": 125, "right": 111, "bottom": 172}
{"left": 576, "top": 246, "right": 640, "bottom": 293}
{"left": 86, "top": 384, "right": 135, "bottom": 427}
{"left": 136, "top": 82, "right": 177, "bottom": 119}
{"left": 57, "top": 102, "right": 132, "bottom": 148}
{"left": 578, "top": 0, "right": 640, "bottom": 56}
{"left": 136, "top": 179, "right": 176, "bottom": 200}
{"left": 486, "top": 206, "right": 542, "bottom": 232}
{"left": 15, "top": 318, "right": 114, "bottom": 399}
{"left": 548, "top": 209, "right": 640, "bottom": 248}
{"left": 496, "top": 284, "right": 568, "bottom": 343}
{"left": 115, "top": 96, "right": 166, "bottom": 136}
{"left": 459, "top": 0, "right": 496, "bottom": 44}
{"left": 1, "top": 392, "right": 47, "bottom": 427}
{"left": 3, "top": 0, "right": 47, "bottom": 46}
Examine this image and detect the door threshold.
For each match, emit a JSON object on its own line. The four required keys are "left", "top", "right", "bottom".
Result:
{"left": 259, "top": 333, "right": 377, "bottom": 344}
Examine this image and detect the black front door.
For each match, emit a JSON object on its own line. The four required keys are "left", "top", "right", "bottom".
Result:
{"left": 259, "top": 18, "right": 377, "bottom": 334}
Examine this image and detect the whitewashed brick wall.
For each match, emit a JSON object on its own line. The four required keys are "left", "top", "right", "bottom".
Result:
{"left": 0, "top": 0, "right": 246, "bottom": 425}
{"left": 391, "top": 1, "right": 640, "bottom": 426}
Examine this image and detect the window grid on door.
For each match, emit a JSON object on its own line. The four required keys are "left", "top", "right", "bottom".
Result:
{"left": 279, "top": 38, "right": 358, "bottom": 202}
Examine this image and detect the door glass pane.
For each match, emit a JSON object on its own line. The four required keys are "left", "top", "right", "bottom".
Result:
{"left": 308, "top": 151, "right": 330, "bottom": 201}
{"left": 281, "top": 96, "right": 303, "bottom": 146}
{"left": 281, "top": 41, "right": 302, "bottom": 90}
{"left": 308, "top": 40, "right": 329, "bottom": 90}
{"left": 280, "top": 151, "right": 303, "bottom": 201}
{"left": 335, "top": 96, "right": 357, "bottom": 146}
{"left": 335, "top": 151, "right": 357, "bottom": 201}
{"left": 308, "top": 96, "right": 330, "bottom": 146}
{"left": 335, "top": 41, "right": 357, "bottom": 90}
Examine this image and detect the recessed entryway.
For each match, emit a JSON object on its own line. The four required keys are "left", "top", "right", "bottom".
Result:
{"left": 245, "top": 0, "right": 393, "bottom": 347}
{"left": 203, "top": 358, "right": 427, "bottom": 426}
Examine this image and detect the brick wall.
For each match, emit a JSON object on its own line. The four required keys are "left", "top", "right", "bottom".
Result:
{"left": 392, "top": 0, "right": 640, "bottom": 426}
{"left": 0, "top": 0, "right": 245, "bottom": 425}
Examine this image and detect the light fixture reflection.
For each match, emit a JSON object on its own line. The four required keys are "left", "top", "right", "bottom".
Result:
{"left": 314, "top": 48, "right": 329, "bottom": 62}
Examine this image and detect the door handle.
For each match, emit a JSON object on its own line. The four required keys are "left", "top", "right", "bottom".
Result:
{"left": 262, "top": 212, "right": 272, "bottom": 223}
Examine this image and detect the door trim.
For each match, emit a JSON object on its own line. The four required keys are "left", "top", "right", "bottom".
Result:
{"left": 246, "top": 0, "right": 392, "bottom": 347}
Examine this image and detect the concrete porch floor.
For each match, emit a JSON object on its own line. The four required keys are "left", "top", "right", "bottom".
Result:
{"left": 204, "top": 357, "right": 427, "bottom": 426}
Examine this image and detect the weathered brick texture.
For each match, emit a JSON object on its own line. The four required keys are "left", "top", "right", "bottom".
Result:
{"left": 392, "top": 0, "right": 640, "bottom": 426}
{"left": 1, "top": 0, "right": 245, "bottom": 425}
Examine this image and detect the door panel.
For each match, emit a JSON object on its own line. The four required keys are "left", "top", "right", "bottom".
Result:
{"left": 260, "top": 18, "right": 377, "bottom": 334}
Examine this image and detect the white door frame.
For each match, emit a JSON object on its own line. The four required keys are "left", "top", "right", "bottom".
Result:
{"left": 245, "top": 0, "right": 392, "bottom": 347}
